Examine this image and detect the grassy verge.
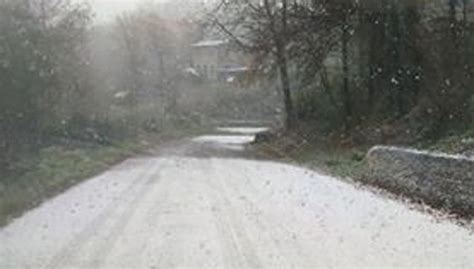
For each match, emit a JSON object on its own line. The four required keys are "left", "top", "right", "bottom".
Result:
{"left": 0, "top": 139, "right": 144, "bottom": 226}
{"left": 253, "top": 132, "right": 369, "bottom": 181}
{"left": 415, "top": 127, "right": 474, "bottom": 155}
{"left": 254, "top": 125, "right": 474, "bottom": 180}
{"left": 254, "top": 127, "right": 474, "bottom": 223}
{"left": 296, "top": 145, "right": 368, "bottom": 179}
{"left": 0, "top": 128, "right": 197, "bottom": 227}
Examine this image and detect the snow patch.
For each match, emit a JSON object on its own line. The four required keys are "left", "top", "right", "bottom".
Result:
{"left": 216, "top": 127, "right": 270, "bottom": 135}
{"left": 192, "top": 135, "right": 255, "bottom": 145}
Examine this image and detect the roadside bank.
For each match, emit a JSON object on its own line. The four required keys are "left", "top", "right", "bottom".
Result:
{"left": 253, "top": 128, "right": 474, "bottom": 221}
{"left": 0, "top": 130, "right": 193, "bottom": 227}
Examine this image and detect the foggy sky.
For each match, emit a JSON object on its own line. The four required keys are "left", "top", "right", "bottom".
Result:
{"left": 90, "top": 0, "right": 168, "bottom": 23}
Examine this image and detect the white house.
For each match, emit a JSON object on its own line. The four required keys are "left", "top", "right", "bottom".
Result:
{"left": 190, "top": 39, "right": 251, "bottom": 82}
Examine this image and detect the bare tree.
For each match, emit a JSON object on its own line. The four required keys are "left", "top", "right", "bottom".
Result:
{"left": 212, "top": 0, "right": 344, "bottom": 129}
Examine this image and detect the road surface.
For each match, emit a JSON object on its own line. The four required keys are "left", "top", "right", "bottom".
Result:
{"left": 1, "top": 128, "right": 473, "bottom": 268}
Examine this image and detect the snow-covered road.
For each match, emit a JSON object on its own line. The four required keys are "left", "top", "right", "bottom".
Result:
{"left": 1, "top": 128, "right": 473, "bottom": 268}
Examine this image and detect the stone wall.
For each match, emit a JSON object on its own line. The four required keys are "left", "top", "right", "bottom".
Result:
{"left": 366, "top": 146, "right": 474, "bottom": 218}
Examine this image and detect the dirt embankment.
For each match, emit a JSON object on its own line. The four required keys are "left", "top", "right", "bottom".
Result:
{"left": 366, "top": 146, "right": 474, "bottom": 219}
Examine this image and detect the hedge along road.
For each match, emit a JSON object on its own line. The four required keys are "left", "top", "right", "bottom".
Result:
{"left": 0, "top": 128, "right": 473, "bottom": 268}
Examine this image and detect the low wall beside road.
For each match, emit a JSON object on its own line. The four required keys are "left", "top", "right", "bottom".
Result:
{"left": 366, "top": 146, "right": 474, "bottom": 218}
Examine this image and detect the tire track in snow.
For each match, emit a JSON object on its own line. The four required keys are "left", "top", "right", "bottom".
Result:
{"left": 47, "top": 160, "right": 159, "bottom": 269}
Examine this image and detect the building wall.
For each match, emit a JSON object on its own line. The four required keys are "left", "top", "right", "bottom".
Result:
{"left": 191, "top": 46, "right": 222, "bottom": 80}
{"left": 191, "top": 43, "right": 252, "bottom": 81}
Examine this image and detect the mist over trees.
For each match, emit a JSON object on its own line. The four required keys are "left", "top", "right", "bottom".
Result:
{"left": 0, "top": 0, "right": 204, "bottom": 167}
{"left": 1, "top": 0, "right": 473, "bottom": 169}
{"left": 0, "top": 0, "right": 274, "bottom": 169}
